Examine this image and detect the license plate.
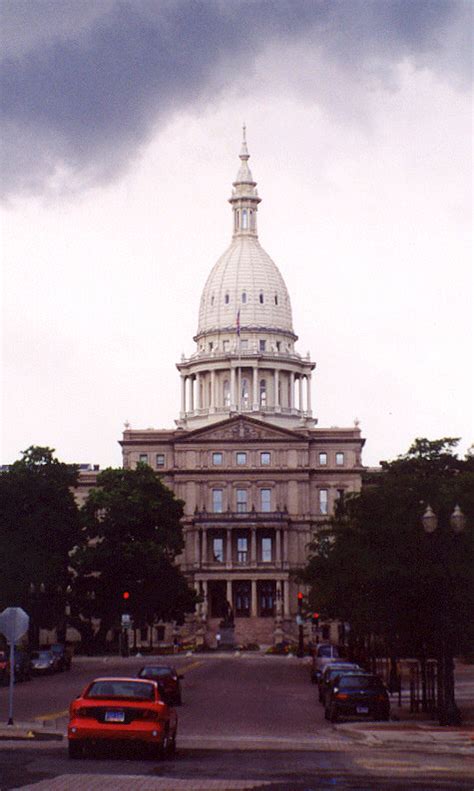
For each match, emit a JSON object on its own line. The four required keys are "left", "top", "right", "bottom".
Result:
{"left": 105, "top": 710, "right": 125, "bottom": 722}
{"left": 356, "top": 706, "right": 369, "bottom": 714}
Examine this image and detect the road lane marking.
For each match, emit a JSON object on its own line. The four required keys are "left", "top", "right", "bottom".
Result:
{"left": 34, "top": 709, "right": 68, "bottom": 721}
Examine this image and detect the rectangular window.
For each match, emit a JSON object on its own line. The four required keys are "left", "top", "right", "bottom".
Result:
{"left": 156, "top": 625, "right": 165, "bottom": 642}
{"left": 223, "top": 340, "right": 230, "bottom": 352}
{"left": 236, "top": 452, "right": 247, "bottom": 465}
{"left": 319, "top": 489, "right": 328, "bottom": 515}
{"left": 140, "top": 627, "right": 148, "bottom": 642}
{"left": 212, "top": 489, "right": 223, "bottom": 513}
{"left": 261, "top": 537, "right": 272, "bottom": 562}
{"left": 212, "top": 537, "right": 224, "bottom": 562}
{"left": 337, "top": 489, "right": 345, "bottom": 505}
{"left": 260, "top": 488, "right": 271, "bottom": 512}
{"left": 237, "top": 536, "right": 248, "bottom": 563}
{"left": 156, "top": 453, "right": 165, "bottom": 467}
{"left": 212, "top": 452, "right": 223, "bottom": 466}
{"left": 208, "top": 342, "right": 213, "bottom": 351}
{"left": 240, "top": 339, "right": 248, "bottom": 350}
{"left": 236, "top": 489, "right": 248, "bottom": 513}
{"left": 336, "top": 452, "right": 344, "bottom": 466}
{"left": 259, "top": 339, "right": 266, "bottom": 352}
{"left": 139, "top": 454, "right": 148, "bottom": 465}
{"left": 260, "top": 451, "right": 271, "bottom": 466}
{"left": 319, "top": 452, "right": 327, "bottom": 466}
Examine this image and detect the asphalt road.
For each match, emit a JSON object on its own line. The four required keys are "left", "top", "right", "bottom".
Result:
{"left": 0, "top": 653, "right": 472, "bottom": 790}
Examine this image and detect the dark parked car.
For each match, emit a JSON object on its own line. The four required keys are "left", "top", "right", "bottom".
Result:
{"left": 137, "top": 665, "right": 183, "bottom": 705}
{"left": 325, "top": 672, "right": 390, "bottom": 723}
{"left": 318, "top": 662, "right": 361, "bottom": 706}
{"left": 0, "top": 651, "right": 9, "bottom": 685}
{"left": 30, "top": 649, "right": 58, "bottom": 674}
{"left": 51, "top": 643, "right": 72, "bottom": 671}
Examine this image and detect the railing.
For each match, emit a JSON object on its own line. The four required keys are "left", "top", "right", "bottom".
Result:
{"left": 192, "top": 510, "right": 289, "bottom": 524}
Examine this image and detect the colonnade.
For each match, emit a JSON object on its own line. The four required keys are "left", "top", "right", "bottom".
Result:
{"left": 195, "top": 577, "right": 290, "bottom": 619}
{"left": 180, "top": 366, "right": 312, "bottom": 415}
{"left": 193, "top": 525, "right": 288, "bottom": 568}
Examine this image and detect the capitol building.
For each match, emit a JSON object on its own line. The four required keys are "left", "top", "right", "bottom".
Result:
{"left": 118, "top": 130, "right": 365, "bottom": 648}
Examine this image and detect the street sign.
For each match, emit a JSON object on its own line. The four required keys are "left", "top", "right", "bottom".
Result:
{"left": 295, "top": 614, "right": 303, "bottom": 626}
{"left": 121, "top": 614, "right": 132, "bottom": 628}
{"left": 0, "top": 607, "right": 29, "bottom": 643}
{"left": 0, "top": 608, "right": 29, "bottom": 726}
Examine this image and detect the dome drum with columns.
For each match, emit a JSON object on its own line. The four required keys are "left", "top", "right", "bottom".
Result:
{"left": 177, "top": 128, "right": 316, "bottom": 430}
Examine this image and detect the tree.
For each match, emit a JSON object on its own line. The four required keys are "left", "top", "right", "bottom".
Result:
{"left": 300, "top": 438, "right": 474, "bottom": 723}
{"left": 70, "top": 464, "right": 197, "bottom": 650}
{"left": 0, "top": 446, "right": 81, "bottom": 642}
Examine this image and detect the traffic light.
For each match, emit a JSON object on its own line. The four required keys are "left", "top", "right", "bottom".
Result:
{"left": 297, "top": 592, "right": 303, "bottom": 610}
{"left": 312, "top": 612, "right": 320, "bottom": 625}
{"left": 122, "top": 591, "right": 130, "bottom": 601}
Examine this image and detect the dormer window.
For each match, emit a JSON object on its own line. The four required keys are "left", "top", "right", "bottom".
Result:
{"left": 259, "top": 292, "right": 264, "bottom": 304}
{"left": 275, "top": 294, "right": 278, "bottom": 305}
{"left": 242, "top": 292, "right": 247, "bottom": 304}
{"left": 211, "top": 294, "right": 215, "bottom": 306}
{"left": 225, "top": 293, "right": 230, "bottom": 304}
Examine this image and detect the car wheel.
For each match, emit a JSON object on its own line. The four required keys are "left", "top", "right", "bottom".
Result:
{"left": 329, "top": 704, "right": 338, "bottom": 723}
{"left": 168, "top": 729, "right": 177, "bottom": 756}
{"left": 68, "top": 741, "right": 83, "bottom": 759}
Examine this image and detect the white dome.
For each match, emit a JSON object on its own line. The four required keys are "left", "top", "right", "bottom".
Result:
{"left": 197, "top": 235, "right": 294, "bottom": 337}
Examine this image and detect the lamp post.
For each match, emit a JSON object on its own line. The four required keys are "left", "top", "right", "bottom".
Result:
{"left": 421, "top": 503, "right": 466, "bottom": 726}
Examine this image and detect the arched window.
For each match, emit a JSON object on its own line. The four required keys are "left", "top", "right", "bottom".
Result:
{"left": 211, "top": 294, "right": 215, "bottom": 306}
{"left": 241, "top": 378, "right": 249, "bottom": 408}
{"left": 274, "top": 294, "right": 278, "bottom": 305}
{"left": 259, "top": 292, "right": 264, "bottom": 304}
{"left": 242, "top": 292, "right": 247, "bottom": 304}
{"left": 260, "top": 379, "right": 267, "bottom": 406}
{"left": 225, "top": 293, "right": 230, "bottom": 305}
{"left": 223, "top": 380, "right": 230, "bottom": 407}
{"left": 234, "top": 211, "right": 239, "bottom": 232}
{"left": 242, "top": 209, "right": 248, "bottom": 229}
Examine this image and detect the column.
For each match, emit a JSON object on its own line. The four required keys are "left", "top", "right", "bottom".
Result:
{"left": 306, "top": 373, "right": 312, "bottom": 414}
{"left": 226, "top": 528, "right": 233, "bottom": 569}
{"left": 210, "top": 369, "right": 216, "bottom": 411}
{"left": 194, "top": 529, "right": 200, "bottom": 568}
{"left": 226, "top": 579, "right": 233, "bottom": 607}
{"left": 274, "top": 368, "right": 280, "bottom": 408}
{"left": 230, "top": 366, "right": 236, "bottom": 410}
{"left": 194, "top": 581, "right": 201, "bottom": 616}
{"left": 201, "top": 527, "right": 207, "bottom": 565}
{"left": 251, "top": 579, "right": 258, "bottom": 617}
{"left": 283, "top": 579, "right": 290, "bottom": 617}
{"left": 290, "top": 372, "right": 295, "bottom": 410}
{"left": 283, "top": 528, "right": 289, "bottom": 569}
{"left": 195, "top": 372, "right": 201, "bottom": 410}
{"left": 251, "top": 527, "right": 257, "bottom": 565}
{"left": 276, "top": 528, "right": 281, "bottom": 566}
{"left": 202, "top": 580, "right": 208, "bottom": 619}
{"left": 189, "top": 376, "right": 194, "bottom": 413}
{"left": 180, "top": 375, "right": 186, "bottom": 415}
{"left": 252, "top": 364, "right": 259, "bottom": 409}
{"left": 298, "top": 376, "right": 303, "bottom": 412}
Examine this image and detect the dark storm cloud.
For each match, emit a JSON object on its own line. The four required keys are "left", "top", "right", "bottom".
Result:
{"left": 0, "top": 0, "right": 470, "bottom": 198}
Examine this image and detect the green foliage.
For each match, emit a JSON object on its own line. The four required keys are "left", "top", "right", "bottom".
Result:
{"left": 71, "top": 464, "right": 197, "bottom": 645}
{"left": 0, "top": 446, "right": 80, "bottom": 630}
{"left": 300, "top": 438, "right": 474, "bottom": 657}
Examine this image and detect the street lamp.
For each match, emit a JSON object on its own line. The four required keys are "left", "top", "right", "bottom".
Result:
{"left": 421, "top": 503, "right": 466, "bottom": 726}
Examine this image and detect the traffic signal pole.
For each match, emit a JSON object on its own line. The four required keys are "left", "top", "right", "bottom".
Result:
{"left": 297, "top": 592, "right": 304, "bottom": 658}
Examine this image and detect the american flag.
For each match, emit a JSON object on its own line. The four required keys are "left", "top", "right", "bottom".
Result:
{"left": 236, "top": 309, "right": 240, "bottom": 336}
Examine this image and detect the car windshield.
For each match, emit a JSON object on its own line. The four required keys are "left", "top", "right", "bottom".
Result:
{"left": 339, "top": 675, "right": 384, "bottom": 691}
{"left": 140, "top": 667, "right": 173, "bottom": 677}
{"left": 86, "top": 680, "right": 155, "bottom": 700}
{"left": 51, "top": 645, "right": 63, "bottom": 654}
{"left": 318, "top": 645, "right": 338, "bottom": 657}
{"left": 32, "top": 651, "right": 52, "bottom": 660}
{"left": 328, "top": 667, "right": 354, "bottom": 680}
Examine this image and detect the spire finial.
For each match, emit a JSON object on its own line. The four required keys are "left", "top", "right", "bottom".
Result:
{"left": 240, "top": 124, "right": 249, "bottom": 160}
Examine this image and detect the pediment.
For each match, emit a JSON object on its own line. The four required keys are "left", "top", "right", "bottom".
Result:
{"left": 176, "top": 416, "right": 305, "bottom": 443}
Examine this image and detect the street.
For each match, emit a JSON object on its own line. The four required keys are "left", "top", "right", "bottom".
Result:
{"left": 0, "top": 653, "right": 473, "bottom": 790}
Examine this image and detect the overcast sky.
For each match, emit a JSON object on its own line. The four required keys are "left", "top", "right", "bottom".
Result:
{"left": 1, "top": 0, "right": 472, "bottom": 469}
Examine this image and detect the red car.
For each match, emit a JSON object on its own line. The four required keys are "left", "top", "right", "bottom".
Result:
{"left": 137, "top": 665, "right": 183, "bottom": 705}
{"left": 68, "top": 677, "right": 177, "bottom": 759}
